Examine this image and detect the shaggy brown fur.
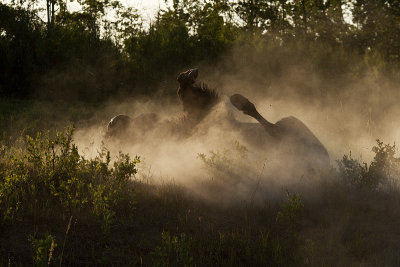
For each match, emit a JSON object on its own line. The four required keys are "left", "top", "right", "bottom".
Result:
{"left": 106, "top": 68, "right": 218, "bottom": 139}
{"left": 177, "top": 68, "right": 219, "bottom": 121}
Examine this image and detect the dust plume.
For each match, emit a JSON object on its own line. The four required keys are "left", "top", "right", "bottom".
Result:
{"left": 73, "top": 42, "right": 400, "bottom": 205}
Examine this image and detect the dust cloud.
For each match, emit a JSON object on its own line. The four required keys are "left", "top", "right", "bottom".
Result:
{"left": 73, "top": 43, "right": 400, "bottom": 204}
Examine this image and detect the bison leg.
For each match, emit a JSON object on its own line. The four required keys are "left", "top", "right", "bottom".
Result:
{"left": 230, "top": 94, "right": 279, "bottom": 138}
{"left": 230, "top": 94, "right": 330, "bottom": 167}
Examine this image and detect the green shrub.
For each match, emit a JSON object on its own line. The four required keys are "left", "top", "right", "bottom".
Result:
{"left": 277, "top": 190, "right": 304, "bottom": 230}
{"left": 337, "top": 140, "right": 400, "bottom": 190}
{"left": 0, "top": 126, "right": 139, "bottom": 232}
{"left": 30, "top": 234, "right": 57, "bottom": 266}
{"left": 337, "top": 152, "right": 369, "bottom": 189}
{"left": 275, "top": 190, "right": 304, "bottom": 264}
{"left": 151, "top": 231, "right": 193, "bottom": 267}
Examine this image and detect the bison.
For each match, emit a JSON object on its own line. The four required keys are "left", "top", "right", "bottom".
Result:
{"left": 230, "top": 93, "right": 330, "bottom": 168}
{"left": 106, "top": 68, "right": 330, "bottom": 168}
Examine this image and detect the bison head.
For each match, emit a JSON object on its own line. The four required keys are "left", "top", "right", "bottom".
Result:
{"left": 177, "top": 68, "right": 218, "bottom": 120}
{"left": 177, "top": 68, "right": 198, "bottom": 86}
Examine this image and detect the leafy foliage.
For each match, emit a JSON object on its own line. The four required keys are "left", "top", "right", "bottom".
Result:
{"left": 2, "top": 0, "right": 400, "bottom": 101}
{"left": 1, "top": 128, "right": 400, "bottom": 265}
{"left": 30, "top": 234, "right": 57, "bottom": 266}
{"left": 0, "top": 127, "right": 139, "bottom": 233}
{"left": 152, "top": 232, "right": 193, "bottom": 267}
{"left": 338, "top": 140, "right": 400, "bottom": 190}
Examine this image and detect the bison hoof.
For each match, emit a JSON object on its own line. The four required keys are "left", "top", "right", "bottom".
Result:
{"left": 230, "top": 94, "right": 257, "bottom": 116}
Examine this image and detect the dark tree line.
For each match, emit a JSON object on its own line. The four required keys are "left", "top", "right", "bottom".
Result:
{"left": 0, "top": 0, "right": 399, "bottom": 101}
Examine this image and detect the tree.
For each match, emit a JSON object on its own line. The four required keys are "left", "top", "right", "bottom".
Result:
{"left": 235, "top": 0, "right": 280, "bottom": 31}
{"left": 352, "top": 0, "right": 400, "bottom": 64}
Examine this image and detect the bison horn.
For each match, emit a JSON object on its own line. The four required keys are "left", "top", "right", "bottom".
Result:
{"left": 188, "top": 68, "right": 198, "bottom": 82}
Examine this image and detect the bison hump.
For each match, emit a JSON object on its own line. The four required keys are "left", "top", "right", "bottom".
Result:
{"left": 275, "top": 116, "right": 323, "bottom": 147}
{"left": 276, "top": 116, "right": 330, "bottom": 165}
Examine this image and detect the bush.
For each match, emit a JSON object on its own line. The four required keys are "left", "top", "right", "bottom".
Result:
{"left": 30, "top": 234, "right": 57, "bottom": 266}
{"left": 152, "top": 231, "right": 193, "bottom": 267}
{"left": 0, "top": 126, "right": 139, "bottom": 232}
{"left": 337, "top": 140, "right": 400, "bottom": 190}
